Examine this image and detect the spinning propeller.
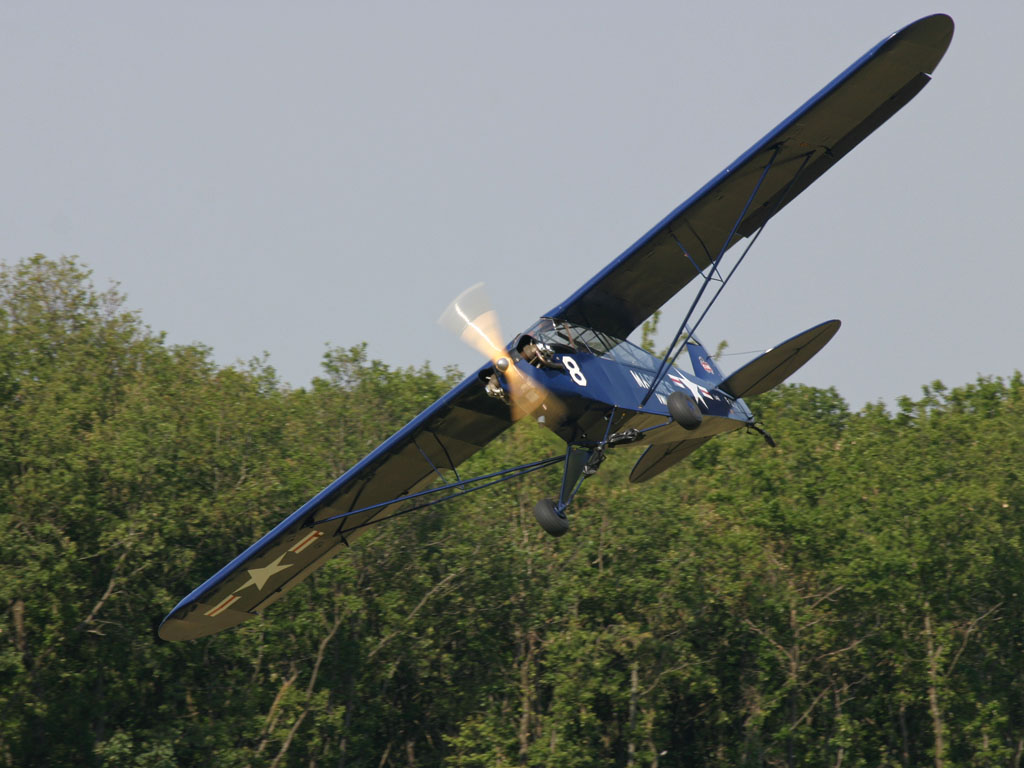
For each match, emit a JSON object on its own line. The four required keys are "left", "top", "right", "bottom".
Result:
{"left": 439, "top": 283, "right": 562, "bottom": 422}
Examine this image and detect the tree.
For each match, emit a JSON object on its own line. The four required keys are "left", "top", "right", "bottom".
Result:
{"left": 4, "top": 254, "right": 1024, "bottom": 767}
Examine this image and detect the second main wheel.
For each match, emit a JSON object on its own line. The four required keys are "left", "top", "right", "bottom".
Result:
{"left": 667, "top": 390, "right": 702, "bottom": 430}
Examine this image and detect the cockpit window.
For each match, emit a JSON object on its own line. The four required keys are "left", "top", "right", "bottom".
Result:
{"left": 523, "top": 318, "right": 665, "bottom": 373}
{"left": 525, "top": 318, "right": 577, "bottom": 350}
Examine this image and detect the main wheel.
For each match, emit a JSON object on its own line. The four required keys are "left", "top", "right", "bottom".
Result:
{"left": 533, "top": 498, "right": 569, "bottom": 537}
{"left": 667, "top": 390, "right": 702, "bottom": 430}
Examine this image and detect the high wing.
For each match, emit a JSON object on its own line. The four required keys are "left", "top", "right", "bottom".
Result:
{"left": 545, "top": 14, "right": 954, "bottom": 340}
{"left": 158, "top": 367, "right": 512, "bottom": 641}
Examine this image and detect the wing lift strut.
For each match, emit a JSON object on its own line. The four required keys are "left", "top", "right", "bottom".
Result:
{"left": 640, "top": 146, "right": 813, "bottom": 409}
{"left": 312, "top": 402, "right": 659, "bottom": 538}
{"left": 313, "top": 454, "right": 565, "bottom": 534}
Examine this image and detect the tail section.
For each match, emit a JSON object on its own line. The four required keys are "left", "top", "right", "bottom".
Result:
{"left": 686, "top": 339, "right": 724, "bottom": 384}
{"left": 719, "top": 319, "right": 841, "bottom": 399}
{"left": 630, "top": 437, "right": 710, "bottom": 483}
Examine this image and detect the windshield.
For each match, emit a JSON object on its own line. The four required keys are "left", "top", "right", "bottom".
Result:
{"left": 524, "top": 318, "right": 665, "bottom": 373}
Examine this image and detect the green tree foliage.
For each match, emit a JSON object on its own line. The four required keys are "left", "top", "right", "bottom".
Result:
{"left": 2, "top": 255, "right": 1023, "bottom": 766}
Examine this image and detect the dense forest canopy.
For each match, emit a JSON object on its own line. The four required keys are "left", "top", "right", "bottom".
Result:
{"left": 1, "top": 255, "right": 1022, "bottom": 767}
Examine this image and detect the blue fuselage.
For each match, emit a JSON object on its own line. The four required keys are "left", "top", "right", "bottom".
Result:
{"left": 510, "top": 319, "right": 753, "bottom": 447}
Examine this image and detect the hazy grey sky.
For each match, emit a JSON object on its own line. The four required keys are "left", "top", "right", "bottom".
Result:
{"left": 2, "top": 1, "right": 1020, "bottom": 408}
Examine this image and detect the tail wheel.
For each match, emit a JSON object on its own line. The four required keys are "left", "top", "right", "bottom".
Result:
{"left": 533, "top": 498, "right": 569, "bottom": 537}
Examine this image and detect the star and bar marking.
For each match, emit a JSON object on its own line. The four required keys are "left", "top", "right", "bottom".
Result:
{"left": 202, "top": 529, "right": 326, "bottom": 618}
{"left": 667, "top": 373, "right": 709, "bottom": 406}
{"left": 631, "top": 368, "right": 711, "bottom": 407}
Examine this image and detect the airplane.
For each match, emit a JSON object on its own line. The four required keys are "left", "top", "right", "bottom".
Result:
{"left": 159, "top": 14, "right": 953, "bottom": 641}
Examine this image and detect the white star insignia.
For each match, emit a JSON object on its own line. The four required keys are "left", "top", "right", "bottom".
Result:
{"left": 679, "top": 374, "right": 707, "bottom": 406}
{"left": 238, "top": 553, "right": 293, "bottom": 592}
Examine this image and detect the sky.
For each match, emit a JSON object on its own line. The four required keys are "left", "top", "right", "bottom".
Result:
{"left": 2, "top": 1, "right": 1020, "bottom": 410}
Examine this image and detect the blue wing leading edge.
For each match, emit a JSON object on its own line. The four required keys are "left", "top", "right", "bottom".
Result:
{"left": 158, "top": 371, "right": 512, "bottom": 640}
{"left": 159, "top": 15, "right": 953, "bottom": 641}
{"left": 547, "top": 14, "right": 954, "bottom": 339}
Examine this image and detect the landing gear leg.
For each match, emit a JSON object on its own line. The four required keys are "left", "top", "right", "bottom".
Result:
{"left": 533, "top": 445, "right": 590, "bottom": 537}
{"left": 533, "top": 426, "right": 643, "bottom": 536}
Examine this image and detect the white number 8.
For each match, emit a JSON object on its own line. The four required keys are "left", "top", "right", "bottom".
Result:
{"left": 562, "top": 355, "right": 587, "bottom": 386}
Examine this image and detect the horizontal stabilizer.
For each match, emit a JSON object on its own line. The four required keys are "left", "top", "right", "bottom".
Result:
{"left": 719, "top": 320, "right": 841, "bottom": 399}
{"left": 629, "top": 437, "right": 710, "bottom": 483}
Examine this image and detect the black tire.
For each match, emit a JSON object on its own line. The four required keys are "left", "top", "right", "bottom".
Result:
{"left": 667, "top": 390, "right": 702, "bottom": 430}
{"left": 533, "top": 498, "right": 569, "bottom": 537}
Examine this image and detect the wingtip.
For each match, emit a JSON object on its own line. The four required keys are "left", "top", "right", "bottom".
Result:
{"left": 156, "top": 600, "right": 254, "bottom": 641}
{"left": 890, "top": 14, "right": 955, "bottom": 73}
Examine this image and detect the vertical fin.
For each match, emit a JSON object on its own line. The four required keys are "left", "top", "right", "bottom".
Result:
{"left": 686, "top": 340, "right": 723, "bottom": 384}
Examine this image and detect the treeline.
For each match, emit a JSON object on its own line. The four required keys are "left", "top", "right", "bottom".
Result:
{"left": 2, "top": 255, "right": 1023, "bottom": 767}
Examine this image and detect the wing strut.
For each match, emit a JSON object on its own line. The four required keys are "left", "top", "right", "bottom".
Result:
{"left": 313, "top": 455, "right": 564, "bottom": 533}
{"left": 640, "top": 148, "right": 813, "bottom": 406}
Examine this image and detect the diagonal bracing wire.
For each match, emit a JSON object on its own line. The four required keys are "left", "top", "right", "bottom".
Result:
{"left": 640, "top": 147, "right": 814, "bottom": 406}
